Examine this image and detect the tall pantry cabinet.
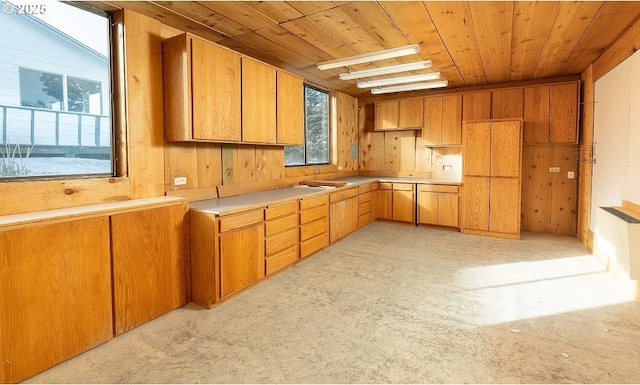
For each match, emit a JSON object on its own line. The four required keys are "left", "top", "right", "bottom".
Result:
{"left": 461, "top": 120, "right": 523, "bottom": 239}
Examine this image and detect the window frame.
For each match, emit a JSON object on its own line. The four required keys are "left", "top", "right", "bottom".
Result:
{"left": 284, "top": 84, "right": 331, "bottom": 167}
{"left": 1, "top": 4, "right": 117, "bottom": 182}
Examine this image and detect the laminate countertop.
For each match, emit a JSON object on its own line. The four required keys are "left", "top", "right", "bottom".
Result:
{"left": 189, "top": 176, "right": 461, "bottom": 215}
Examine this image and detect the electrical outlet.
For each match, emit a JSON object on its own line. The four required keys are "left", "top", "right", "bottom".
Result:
{"left": 567, "top": 171, "right": 575, "bottom": 179}
{"left": 443, "top": 165, "right": 452, "bottom": 171}
{"left": 174, "top": 176, "right": 187, "bottom": 186}
{"left": 549, "top": 167, "right": 560, "bottom": 173}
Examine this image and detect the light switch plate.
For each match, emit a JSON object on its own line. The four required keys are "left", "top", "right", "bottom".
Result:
{"left": 568, "top": 171, "right": 575, "bottom": 179}
{"left": 174, "top": 176, "right": 187, "bottom": 186}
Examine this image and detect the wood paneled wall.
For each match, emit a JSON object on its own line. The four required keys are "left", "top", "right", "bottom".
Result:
{"left": 358, "top": 103, "right": 463, "bottom": 178}
{"left": 521, "top": 145, "right": 578, "bottom": 235}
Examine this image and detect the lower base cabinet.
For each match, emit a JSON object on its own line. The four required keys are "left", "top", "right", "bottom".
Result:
{"left": 111, "top": 203, "right": 189, "bottom": 335}
{"left": 417, "top": 184, "right": 460, "bottom": 228}
{"left": 378, "top": 183, "right": 415, "bottom": 223}
{"left": 0, "top": 218, "right": 113, "bottom": 384}
{"left": 299, "top": 194, "right": 329, "bottom": 258}
{"left": 329, "top": 187, "right": 359, "bottom": 243}
{"left": 220, "top": 222, "right": 264, "bottom": 298}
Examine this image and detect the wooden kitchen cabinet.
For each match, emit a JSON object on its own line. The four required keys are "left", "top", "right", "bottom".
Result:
{"left": 375, "top": 98, "right": 423, "bottom": 131}
{"left": 523, "top": 82, "right": 578, "bottom": 144}
{"left": 423, "top": 94, "right": 462, "bottom": 146}
{"left": 393, "top": 183, "right": 415, "bottom": 223}
{"left": 329, "top": 187, "right": 359, "bottom": 243}
{"left": 300, "top": 194, "right": 329, "bottom": 258}
{"left": 164, "top": 34, "right": 241, "bottom": 142}
{"left": 0, "top": 218, "right": 113, "bottom": 384}
{"left": 265, "top": 201, "right": 299, "bottom": 276}
{"left": 417, "top": 184, "right": 460, "bottom": 228}
{"left": 491, "top": 88, "right": 523, "bottom": 119}
{"left": 276, "top": 71, "right": 304, "bottom": 145}
{"left": 462, "top": 120, "right": 522, "bottom": 239}
{"left": 242, "top": 57, "right": 277, "bottom": 143}
{"left": 358, "top": 183, "right": 373, "bottom": 228}
{"left": 219, "top": 209, "right": 265, "bottom": 299}
{"left": 111, "top": 202, "right": 189, "bottom": 336}
{"left": 462, "top": 91, "right": 491, "bottom": 121}
{"left": 377, "top": 182, "right": 415, "bottom": 223}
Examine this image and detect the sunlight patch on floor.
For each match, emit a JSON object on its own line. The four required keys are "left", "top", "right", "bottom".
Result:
{"left": 454, "top": 255, "right": 634, "bottom": 326}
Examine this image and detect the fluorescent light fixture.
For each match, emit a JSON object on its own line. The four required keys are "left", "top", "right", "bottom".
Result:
{"left": 357, "top": 72, "right": 441, "bottom": 88}
{"left": 317, "top": 44, "right": 420, "bottom": 71}
{"left": 339, "top": 61, "right": 432, "bottom": 80}
{"left": 371, "top": 80, "right": 449, "bottom": 95}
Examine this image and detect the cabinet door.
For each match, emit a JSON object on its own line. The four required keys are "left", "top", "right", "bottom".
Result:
{"left": 220, "top": 223, "right": 264, "bottom": 299}
{"left": 242, "top": 58, "right": 277, "bottom": 143}
{"left": 392, "top": 190, "right": 415, "bottom": 223}
{"left": 462, "top": 176, "right": 490, "bottom": 231}
{"left": 550, "top": 83, "right": 578, "bottom": 143}
{"left": 489, "top": 178, "right": 520, "bottom": 234}
{"left": 423, "top": 97, "right": 443, "bottom": 145}
{"left": 375, "top": 101, "right": 399, "bottom": 130}
{"left": 329, "top": 196, "right": 358, "bottom": 243}
{"left": 492, "top": 88, "right": 523, "bottom": 119}
{"left": 277, "top": 71, "right": 304, "bottom": 145}
{"left": 418, "top": 190, "right": 438, "bottom": 225}
{"left": 438, "top": 193, "right": 459, "bottom": 227}
{"left": 523, "top": 86, "right": 549, "bottom": 143}
{"left": 463, "top": 121, "right": 491, "bottom": 176}
{"left": 191, "top": 38, "right": 241, "bottom": 141}
{"left": 398, "top": 98, "right": 423, "bottom": 129}
{"left": 462, "top": 92, "right": 491, "bottom": 121}
{"left": 111, "top": 203, "right": 188, "bottom": 335}
{"left": 370, "top": 188, "right": 379, "bottom": 220}
{"left": 0, "top": 218, "right": 112, "bottom": 384}
{"left": 442, "top": 94, "right": 462, "bottom": 145}
{"left": 491, "top": 120, "right": 522, "bottom": 178}
{"left": 377, "top": 189, "right": 393, "bottom": 220}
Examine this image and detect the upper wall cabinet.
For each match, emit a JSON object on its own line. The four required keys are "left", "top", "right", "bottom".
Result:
{"left": 164, "top": 34, "right": 241, "bottom": 142}
{"left": 375, "top": 98, "right": 423, "bottom": 131}
{"left": 163, "top": 33, "right": 304, "bottom": 146}
{"left": 423, "top": 94, "right": 462, "bottom": 146}
{"left": 462, "top": 91, "right": 491, "bottom": 121}
{"left": 491, "top": 88, "right": 524, "bottom": 119}
{"left": 524, "top": 82, "right": 579, "bottom": 144}
{"left": 276, "top": 71, "right": 304, "bottom": 145}
{"left": 242, "top": 57, "right": 277, "bottom": 144}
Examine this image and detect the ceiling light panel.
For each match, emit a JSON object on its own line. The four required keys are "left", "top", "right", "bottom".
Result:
{"left": 317, "top": 44, "right": 420, "bottom": 71}
{"left": 371, "top": 80, "right": 449, "bottom": 95}
{"left": 339, "top": 61, "right": 432, "bottom": 80}
{"left": 357, "top": 72, "right": 441, "bottom": 88}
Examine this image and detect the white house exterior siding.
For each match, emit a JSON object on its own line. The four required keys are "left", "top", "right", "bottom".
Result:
{"left": 0, "top": 5, "right": 110, "bottom": 147}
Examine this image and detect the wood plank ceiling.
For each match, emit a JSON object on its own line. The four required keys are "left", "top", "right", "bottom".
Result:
{"left": 102, "top": 1, "right": 640, "bottom": 97}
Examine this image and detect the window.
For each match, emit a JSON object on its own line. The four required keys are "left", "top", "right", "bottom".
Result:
{"left": 285, "top": 85, "right": 330, "bottom": 166}
{"left": 1, "top": 1, "right": 113, "bottom": 179}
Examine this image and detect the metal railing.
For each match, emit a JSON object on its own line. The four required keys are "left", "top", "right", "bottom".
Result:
{"left": 1, "top": 104, "right": 110, "bottom": 149}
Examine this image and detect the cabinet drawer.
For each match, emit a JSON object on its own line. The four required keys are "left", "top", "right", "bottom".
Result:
{"left": 265, "top": 227, "right": 298, "bottom": 256}
{"left": 358, "top": 213, "right": 370, "bottom": 228}
{"left": 301, "top": 232, "right": 328, "bottom": 258}
{"left": 265, "top": 201, "right": 297, "bottom": 220}
{"left": 393, "top": 183, "right": 414, "bottom": 191}
{"left": 265, "top": 245, "right": 298, "bottom": 276}
{"left": 300, "top": 217, "right": 328, "bottom": 241}
{"left": 379, "top": 182, "right": 392, "bottom": 190}
{"left": 358, "top": 184, "right": 371, "bottom": 194}
{"left": 371, "top": 182, "right": 379, "bottom": 191}
{"left": 329, "top": 187, "right": 358, "bottom": 203}
{"left": 300, "top": 205, "right": 328, "bottom": 224}
{"left": 359, "top": 200, "right": 371, "bottom": 216}
{"left": 265, "top": 213, "right": 297, "bottom": 236}
{"left": 359, "top": 191, "right": 371, "bottom": 203}
{"left": 219, "top": 209, "right": 264, "bottom": 233}
{"left": 418, "top": 184, "right": 459, "bottom": 194}
{"left": 300, "top": 194, "right": 327, "bottom": 210}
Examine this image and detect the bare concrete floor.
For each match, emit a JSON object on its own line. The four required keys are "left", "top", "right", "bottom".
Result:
{"left": 26, "top": 222, "right": 640, "bottom": 383}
